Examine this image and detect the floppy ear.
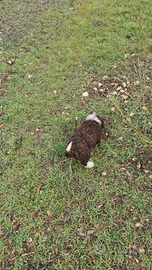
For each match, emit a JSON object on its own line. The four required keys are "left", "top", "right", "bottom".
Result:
{"left": 98, "top": 117, "right": 104, "bottom": 128}
{"left": 101, "top": 119, "right": 104, "bottom": 128}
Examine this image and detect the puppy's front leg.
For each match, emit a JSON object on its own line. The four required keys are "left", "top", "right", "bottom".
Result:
{"left": 81, "top": 158, "right": 95, "bottom": 168}
{"left": 84, "top": 160, "right": 95, "bottom": 168}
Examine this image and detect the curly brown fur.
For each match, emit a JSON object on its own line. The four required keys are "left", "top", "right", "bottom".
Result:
{"left": 65, "top": 113, "right": 104, "bottom": 167}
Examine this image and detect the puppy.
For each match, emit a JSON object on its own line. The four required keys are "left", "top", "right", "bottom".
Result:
{"left": 65, "top": 112, "right": 104, "bottom": 168}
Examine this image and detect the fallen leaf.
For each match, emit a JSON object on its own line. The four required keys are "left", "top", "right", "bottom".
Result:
{"left": 135, "top": 223, "right": 141, "bottom": 228}
{"left": 113, "top": 83, "right": 118, "bottom": 88}
{"left": 0, "top": 124, "right": 4, "bottom": 128}
{"left": 135, "top": 258, "right": 139, "bottom": 263}
{"left": 102, "top": 75, "right": 108, "bottom": 80}
{"left": 28, "top": 237, "right": 33, "bottom": 243}
{"left": 78, "top": 228, "right": 86, "bottom": 237}
{"left": 137, "top": 162, "right": 141, "bottom": 170}
{"left": 121, "top": 95, "right": 128, "bottom": 100}
{"left": 13, "top": 224, "right": 20, "bottom": 231}
{"left": 98, "top": 82, "right": 102, "bottom": 88}
{"left": 112, "top": 91, "right": 117, "bottom": 96}
{"left": 94, "top": 224, "right": 100, "bottom": 229}
{"left": 97, "top": 204, "right": 103, "bottom": 209}
{"left": 82, "top": 91, "right": 88, "bottom": 97}
{"left": 122, "top": 82, "right": 126, "bottom": 88}
{"left": 138, "top": 248, "right": 145, "bottom": 253}
{"left": 143, "top": 170, "right": 149, "bottom": 174}
{"left": 102, "top": 171, "right": 107, "bottom": 176}
{"left": 7, "top": 60, "right": 13, "bottom": 65}
{"left": 47, "top": 210, "right": 53, "bottom": 217}
{"left": 129, "top": 245, "right": 137, "bottom": 249}
{"left": 87, "top": 230, "right": 94, "bottom": 235}
{"left": 99, "top": 89, "right": 105, "bottom": 92}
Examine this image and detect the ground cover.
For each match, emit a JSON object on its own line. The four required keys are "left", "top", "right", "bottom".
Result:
{"left": 0, "top": 0, "right": 152, "bottom": 269}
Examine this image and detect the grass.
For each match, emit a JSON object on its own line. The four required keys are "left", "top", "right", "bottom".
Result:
{"left": 0, "top": 0, "right": 152, "bottom": 269}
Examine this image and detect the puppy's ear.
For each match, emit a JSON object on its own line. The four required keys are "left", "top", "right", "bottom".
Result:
{"left": 98, "top": 117, "right": 104, "bottom": 128}
{"left": 101, "top": 119, "right": 104, "bottom": 128}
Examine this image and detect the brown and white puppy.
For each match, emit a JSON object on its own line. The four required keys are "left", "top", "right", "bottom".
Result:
{"left": 65, "top": 112, "right": 104, "bottom": 168}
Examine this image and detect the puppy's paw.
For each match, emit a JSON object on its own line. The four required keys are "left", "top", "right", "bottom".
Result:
{"left": 84, "top": 161, "right": 95, "bottom": 168}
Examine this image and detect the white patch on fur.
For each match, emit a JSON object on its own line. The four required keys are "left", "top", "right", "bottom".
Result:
{"left": 66, "top": 141, "right": 72, "bottom": 152}
{"left": 84, "top": 161, "right": 95, "bottom": 168}
{"left": 85, "top": 112, "right": 101, "bottom": 125}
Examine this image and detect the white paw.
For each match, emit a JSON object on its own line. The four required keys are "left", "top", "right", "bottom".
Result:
{"left": 84, "top": 161, "right": 95, "bottom": 168}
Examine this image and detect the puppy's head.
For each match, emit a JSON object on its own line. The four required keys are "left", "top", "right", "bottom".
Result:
{"left": 85, "top": 112, "right": 104, "bottom": 127}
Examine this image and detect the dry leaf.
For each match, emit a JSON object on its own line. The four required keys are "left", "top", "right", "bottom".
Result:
{"left": 87, "top": 230, "right": 94, "bottom": 235}
{"left": 137, "top": 162, "right": 141, "bottom": 170}
{"left": 94, "top": 224, "right": 100, "bottom": 229}
{"left": 122, "top": 82, "right": 126, "bottom": 88}
{"left": 102, "top": 171, "right": 107, "bottom": 176}
{"left": 138, "top": 248, "right": 145, "bottom": 253}
{"left": 78, "top": 228, "right": 86, "bottom": 237}
{"left": 102, "top": 75, "right": 108, "bottom": 80}
{"left": 82, "top": 91, "right": 89, "bottom": 97}
{"left": 144, "top": 170, "right": 149, "bottom": 174}
{"left": 129, "top": 245, "right": 137, "bottom": 249}
{"left": 113, "top": 83, "right": 118, "bottom": 88}
{"left": 47, "top": 210, "right": 53, "bottom": 217}
{"left": 135, "top": 223, "right": 141, "bottom": 228}
{"left": 98, "top": 82, "right": 102, "bottom": 87}
{"left": 118, "top": 137, "right": 123, "bottom": 141}
{"left": 121, "top": 95, "right": 128, "bottom": 100}
{"left": 97, "top": 204, "right": 103, "bottom": 209}
{"left": 13, "top": 224, "right": 20, "bottom": 231}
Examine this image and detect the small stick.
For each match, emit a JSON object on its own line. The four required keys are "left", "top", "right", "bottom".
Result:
{"left": 69, "top": 159, "right": 72, "bottom": 173}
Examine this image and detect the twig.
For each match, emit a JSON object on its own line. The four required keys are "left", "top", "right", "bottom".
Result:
{"left": 69, "top": 159, "right": 72, "bottom": 173}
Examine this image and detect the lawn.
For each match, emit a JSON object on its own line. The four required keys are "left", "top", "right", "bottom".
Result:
{"left": 0, "top": 0, "right": 152, "bottom": 269}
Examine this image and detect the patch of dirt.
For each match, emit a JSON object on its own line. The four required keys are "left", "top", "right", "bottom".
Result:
{"left": 134, "top": 149, "right": 152, "bottom": 173}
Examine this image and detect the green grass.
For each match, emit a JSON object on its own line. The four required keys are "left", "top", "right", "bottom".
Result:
{"left": 0, "top": 0, "right": 152, "bottom": 269}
